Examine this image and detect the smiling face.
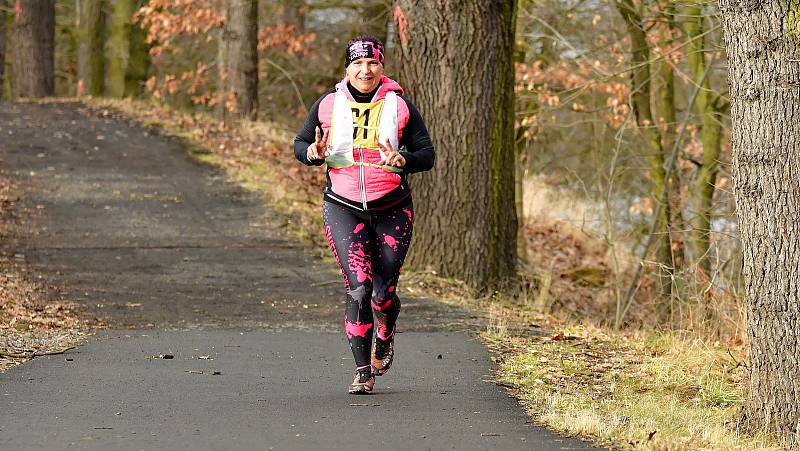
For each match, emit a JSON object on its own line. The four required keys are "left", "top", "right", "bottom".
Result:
{"left": 346, "top": 57, "right": 384, "bottom": 93}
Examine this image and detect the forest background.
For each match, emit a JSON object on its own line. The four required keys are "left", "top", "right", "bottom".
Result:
{"left": 4, "top": 0, "right": 738, "bottom": 335}
{"left": 1, "top": 0, "right": 776, "bottom": 449}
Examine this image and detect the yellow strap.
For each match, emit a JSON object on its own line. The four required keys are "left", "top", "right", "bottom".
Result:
{"left": 353, "top": 161, "right": 386, "bottom": 169}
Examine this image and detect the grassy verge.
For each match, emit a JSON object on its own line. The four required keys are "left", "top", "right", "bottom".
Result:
{"left": 80, "top": 98, "right": 777, "bottom": 450}
{"left": 436, "top": 282, "right": 773, "bottom": 448}
{"left": 482, "top": 324, "right": 784, "bottom": 450}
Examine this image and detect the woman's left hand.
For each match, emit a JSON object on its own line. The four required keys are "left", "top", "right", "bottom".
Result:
{"left": 378, "top": 139, "right": 406, "bottom": 167}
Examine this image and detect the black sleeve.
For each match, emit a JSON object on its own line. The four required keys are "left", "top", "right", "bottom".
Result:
{"left": 398, "top": 96, "right": 435, "bottom": 174}
{"left": 293, "top": 92, "right": 330, "bottom": 166}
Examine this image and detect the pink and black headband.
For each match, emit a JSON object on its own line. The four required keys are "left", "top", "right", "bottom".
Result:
{"left": 345, "top": 37, "right": 385, "bottom": 68}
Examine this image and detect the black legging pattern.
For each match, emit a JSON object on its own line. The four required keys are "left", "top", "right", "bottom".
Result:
{"left": 323, "top": 200, "right": 414, "bottom": 370}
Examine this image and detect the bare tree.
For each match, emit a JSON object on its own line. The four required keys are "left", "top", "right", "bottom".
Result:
{"left": 107, "top": 0, "right": 133, "bottom": 98}
{"left": 77, "top": 0, "right": 104, "bottom": 96}
{"left": 656, "top": 0, "right": 685, "bottom": 274}
{"left": 219, "top": 0, "right": 258, "bottom": 119}
{"left": 0, "top": 0, "right": 7, "bottom": 100}
{"left": 719, "top": 0, "right": 800, "bottom": 442}
{"left": 682, "top": 2, "right": 725, "bottom": 276}
{"left": 11, "top": 0, "right": 55, "bottom": 99}
{"left": 395, "top": 0, "right": 519, "bottom": 290}
{"left": 615, "top": 0, "right": 674, "bottom": 301}
{"left": 125, "top": 0, "right": 149, "bottom": 98}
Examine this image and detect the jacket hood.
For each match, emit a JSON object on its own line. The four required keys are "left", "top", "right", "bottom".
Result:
{"left": 336, "top": 75, "right": 404, "bottom": 101}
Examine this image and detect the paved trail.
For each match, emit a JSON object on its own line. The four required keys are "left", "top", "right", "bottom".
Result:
{"left": 0, "top": 102, "right": 597, "bottom": 450}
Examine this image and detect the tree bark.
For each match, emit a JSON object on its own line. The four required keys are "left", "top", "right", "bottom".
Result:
{"left": 0, "top": 0, "right": 7, "bottom": 101}
{"left": 124, "top": 0, "right": 149, "bottom": 98}
{"left": 395, "top": 0, "right": 518, "bottom": 291}
{"left": 77, "top": 0, "right": 104, "bottom": 96}
{"left": 107, "top": 0, "right": 134, "bottom": 98}
{"left": 656, "top": 0, "right": 685, "bottom": 273}
{"left": 515, "top": 125, "right": 529, "bottom": 266}
{"left": 683, "top": 3, "right": 724, "bottom": 276}
{"left": 219, "top": 0, "right": 258, "bottom": 120}
{"left": 11, "top": 0, "right": 55, "bottom": 99}
{"left": 615, "top": 0, "right": 673, "bottom": 302}
{"left": 719, "top": 0, "right": 800, "bottom": 443}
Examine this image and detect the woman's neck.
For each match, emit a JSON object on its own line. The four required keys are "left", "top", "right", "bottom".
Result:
{"left": 347, "top": 82, "right": 381, "bottom": 103}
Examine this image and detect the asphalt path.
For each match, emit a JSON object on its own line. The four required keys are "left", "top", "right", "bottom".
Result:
{"left": 0, "top": 102, "right": 599, "bottom": 450}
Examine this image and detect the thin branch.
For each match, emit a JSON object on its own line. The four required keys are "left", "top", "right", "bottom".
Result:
{"left": 617, "top": 61, "right": 713, "bottom": 326}
{"left": 261, "top": 56, "right": 308, "bottom": 115}
{"left": 0, "top": 346, "right": 77, "bottom": 359}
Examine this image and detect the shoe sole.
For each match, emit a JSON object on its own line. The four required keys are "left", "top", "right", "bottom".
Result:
{"left": 348, "top": 383, "right": 373, "bottom": 394}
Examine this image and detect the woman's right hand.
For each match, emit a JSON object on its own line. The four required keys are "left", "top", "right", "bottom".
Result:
{"left": 307, "top": 126, "right": 330, "bottom": 161}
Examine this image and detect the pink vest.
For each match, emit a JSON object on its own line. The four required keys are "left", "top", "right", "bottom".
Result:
{"left": 317, "top": 76, "right": 411, "bottom": 207}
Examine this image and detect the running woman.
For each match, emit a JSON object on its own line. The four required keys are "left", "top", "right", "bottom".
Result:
{"left": 293, "top": 35, "right": 435, "bottom": 394}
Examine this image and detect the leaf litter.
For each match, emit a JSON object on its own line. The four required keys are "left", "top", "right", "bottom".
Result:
{"left": 0, "top": 177, "right": 98, "bottom": 372}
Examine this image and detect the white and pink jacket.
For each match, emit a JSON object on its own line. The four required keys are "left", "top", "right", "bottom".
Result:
{"left": 294, "top": 75, "right": 435, "bottom": 212}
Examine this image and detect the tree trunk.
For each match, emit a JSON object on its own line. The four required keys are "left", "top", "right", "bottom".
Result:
{"left": 719, "top": 0, "right": 800, "bottom": 443}
{"left": 656, "top": 2, "right": 677, "bottom": 152}
{"left": 77, "top": 0, "right": 104, "bottom": 96}
{"left": 656, "top": 0, "right": 685, "bottom": 274}
{"left": 125, "top": 0, "right": 149, "bottom": 98}
{"left": 395, "top": 0, "right": 518, "bottom": 291}
{"left": 683, "top": 3, "right": 723, "bottom": 276}
{"left": 107, "top": 0, "right": 134, "bottom": 98}
{"left": 11, "top": 0, "right": 55, "bottom": 99}
{"left": 219, "top": 0, "right": 258, "bottom": 120}
{"left": 0, "top": 0, "right": 7, "bottom": 101}
{"left": 615, "top": 0, "right": 673, "bottom": 302}
{"left": 515, "top": 128, "right": 529, "bottom": 266}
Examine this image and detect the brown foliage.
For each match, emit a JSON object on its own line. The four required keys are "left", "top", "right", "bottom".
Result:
{"left": 134, "top": 1, "right": 317, "bottom": 113}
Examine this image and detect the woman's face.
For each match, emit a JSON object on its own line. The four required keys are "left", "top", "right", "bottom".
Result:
{"left": 346, "top": 57, "right": 384, "bottom": 93}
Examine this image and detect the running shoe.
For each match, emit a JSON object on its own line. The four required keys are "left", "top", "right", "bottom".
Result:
{"left": 371, "top": 331, "right": 394, "bottom": 376}
{"left": 348, "top": 369, "right": 375, "bottom": 394}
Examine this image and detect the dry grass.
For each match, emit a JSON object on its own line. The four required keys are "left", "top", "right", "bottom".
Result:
{"left": 523, "top": 175, "right": 606, "bottom": 237}
{"left": 520, "top": 175, "right": 747, "bottom": 343}
{"left": 390, "top": 268, "right": 766, "bottom": 449}
{"left": 511, "top": 175, "right": 761, "bottom": 448}
{"left": 483, "top": 329, "right": 782, "bottom": 450}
